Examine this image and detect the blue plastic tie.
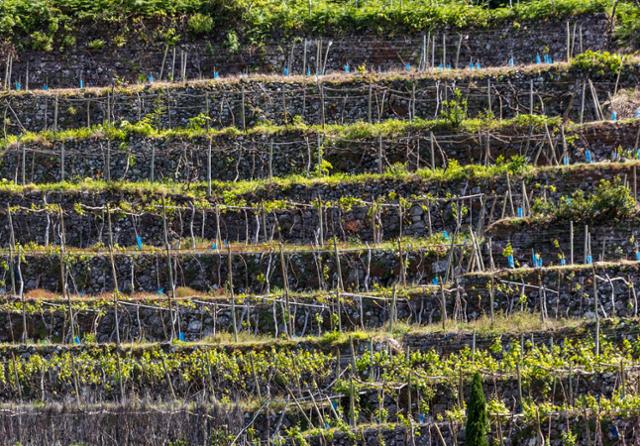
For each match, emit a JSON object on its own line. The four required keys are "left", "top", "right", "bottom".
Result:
{"left": 507, "top": 255, "right": 515, "bottom": 269}
{"left": 563, "top": 155, "right": 570, "bottom": 165}
{"left": 79, "top": 79, "right": 85, "bottom": 89}
{"left": 432, "top": 277, "right": 439, "bottom": 285}
{"left": 405, "top": 63, "right": 411, "bottom": 72}
{"left": 611, "top": 111, "right": 618, "bottom": 122}
{"left": 442, "top": 230, "right": 450, "bottom": 240}
{"left": 15, "top": 82, "right": 21, "bottom": 91}
{"left": 475, "top": 62, "right": 481, "bottom": 69}
{"left": 135, "top": 235, "right": 143, "bottom": 250}
{"left": 157, "top": 288, "right": 165, "bottom": 295}
{"left": 213, "top": 71, "right": 219, "bottom": 79}
{"left": 283, "top": 67, "right": 289, "bottom": 76}
{"left": 517, "top": 207, "right": 523, "bottom": 218}
{"left": 178, "top": 331, "right": 186, "bottom": 341}
{"left": 560, "top": 258, "right": 566, "bottom": 266}
{"left": 42, "top": 85, "right": 49, "bottom": 91}
{"left": 535, "top": 53, "right": 541, "bottom": 64}
{"left": 306, "top": 67, "right": 311, "bottom": 76}
{"left": 211, "top": 242, "right": 217, "bottom": 250}
{"left": 74, "top": 336, "right": 81, "bottom": 345}
{"left": 343, "top": 64, "right": 350, "bottom": 73}
{"left": 508, "top": 57, "right": 515, "bottom": 67}
{"left": 586, "top": 255, "right": 593, "bottom": 265}
{"left": 636, "top": 252, "right": 640, "bottom": 261}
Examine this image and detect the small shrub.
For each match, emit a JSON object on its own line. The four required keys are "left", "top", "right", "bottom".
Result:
{"left": 441, "top": 88, "right": 468, "bottom": 128}
{"left": 570, "top": 50, "right": 623, "bottom": 76}
{"left": 531, "top": 178, "right": 636, "bottom": 222}
{"left": 188, "top": 13, "right": 214, "bottom": 35}
{"left": 225, "top": 31, "right": 240, "bottom": 54}
{"left": 87, "top": 39, "right": 106, "bottom": 50}
{"left": 113, "top": 35, "right": 127, "bottom": 48}
{"left": 30, "top": 31, "right": 53, "bottom": 52}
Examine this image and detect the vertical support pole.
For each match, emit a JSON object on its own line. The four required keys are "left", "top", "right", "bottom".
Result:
{"left": 570, "top": 221, "right": 574, "bottom": 265}
{"left": 161, "top": 197, "right": 177, "bottom": 340}
{"left": 227, "top": 245, "right": 238, "bottom": 342}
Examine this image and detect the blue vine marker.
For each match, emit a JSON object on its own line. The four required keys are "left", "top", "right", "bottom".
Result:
{"left": 80, "top": 79, "right": 85, "bottom": 89}
{"left": 283, "top": 67, "right": 289, "bottom": 76}
{"left": 507, "top": 255, "right": 515, "bottom": 269}
{"left": 586, "top": 255, "right": 593, "bottom": 265}
{"left": 136, "top": 235, "right": 143, "bottom": 250}
{"left": 585, "top": 149, "right": 592, "bottom": 163}
{"left": 517, "top": 207, "right": 523, "bottom": 218}
{"left": 15, "top": 82, "right": 21, "bottom": 91}
{"left": 560, "top": 258, "right": 566, "bottom": 266}
{"left": 611, "top": 111, "right": 618, "bottom": 122}
{"left": 178, "top": 331, "right": 186, "bottom": 341}
{"left": 535, "top": 53, "right": 541, "bottom": 64}
{"left": 74, "top": 336, "right": 81, "bottom": 345}
{"left": 157, "top": 288, "right": 165, "bottom": 296}
{"left": 635, "top": 251, "right": 640, "bottom": 261}
{"left": 343, "top": 63, "right": 350, "bottom": 73}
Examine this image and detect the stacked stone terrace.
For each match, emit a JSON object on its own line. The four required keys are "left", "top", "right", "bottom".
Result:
{"left": 1, "top": 5, "right": 640, "bottom": 445}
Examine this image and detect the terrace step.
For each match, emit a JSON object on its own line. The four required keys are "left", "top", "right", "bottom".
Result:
{"left": 8, "top": 13, "right": 611, "bottom": 88}
{"left": 0, "top": 162, "right": 635, "bottom": 248}
{"left": 3, "top": 117, "right": 638, "bottom": 183}
{"left": 3, "top": 59, "right": 638, "bottom": 135}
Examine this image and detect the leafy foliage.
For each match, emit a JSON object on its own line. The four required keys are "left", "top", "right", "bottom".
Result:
{"left": 0, "top": 0, "right": 622, "bottom": 50}
{"left": 570, "top": 50, "right": 623, "bottom": 77}
{"left": 465, "top": 373, "right": 489, "bottom": 446}
{"left": 531, "top": 179, "right": 637, "bottom": 223}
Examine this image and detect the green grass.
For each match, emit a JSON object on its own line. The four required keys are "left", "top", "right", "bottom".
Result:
{"left": 1, "top": 114, "right": 566, "bottom": 150}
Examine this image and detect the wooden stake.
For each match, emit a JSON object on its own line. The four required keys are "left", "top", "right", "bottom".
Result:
{"left": 161, "top": 197, "right": 177, "bottom": 340}
{"left": 227, "top": 245, "right": 238, "bottom": 342}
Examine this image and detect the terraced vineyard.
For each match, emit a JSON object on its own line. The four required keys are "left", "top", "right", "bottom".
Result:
{"left": 2, "top": 0, "right": 640, "bottom": 444}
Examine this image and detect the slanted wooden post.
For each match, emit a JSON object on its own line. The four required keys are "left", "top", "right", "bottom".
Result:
{"left": 106, "top": 204, "right": 121, "bottom": 346}
{"left": 58, "top": 209, "right": 74, "bottom": 343}
{"left": 7, "top": 206, "right": 26, "bottom": 342}
{"left": 161, "top": 197, "right": 177, "bottom": 340}
{"left": 279, "top": 243, "right": 292, "bottom": 337}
